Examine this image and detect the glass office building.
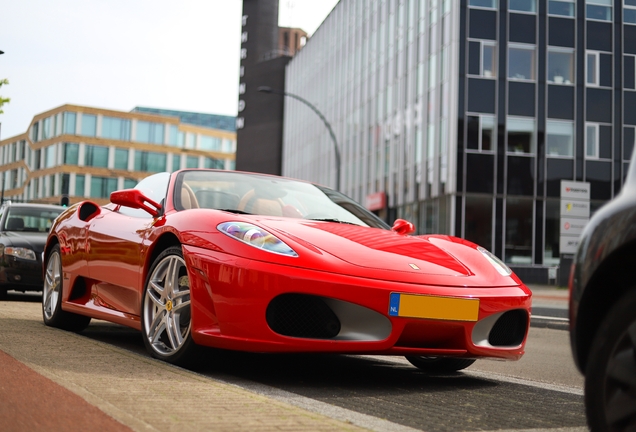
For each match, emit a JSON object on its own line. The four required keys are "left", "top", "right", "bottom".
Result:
{"left": 282, "top": 0, "right": 635, "bottom": 281}
{"left": 0, "top": 104, "right": 236, "bottom": 206}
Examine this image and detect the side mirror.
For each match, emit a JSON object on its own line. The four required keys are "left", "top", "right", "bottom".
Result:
{"left": 392, "top": 218, "right": 415, "bottom": 235}
{"left": 110, "top": 189, "right": 161, "bottom": 217}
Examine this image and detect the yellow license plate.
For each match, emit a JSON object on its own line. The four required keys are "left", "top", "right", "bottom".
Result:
{"left": 389, "top": 293, "right": 480, "bottom": 322}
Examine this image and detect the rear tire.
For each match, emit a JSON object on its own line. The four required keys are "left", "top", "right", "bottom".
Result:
{"left": 42, "top": 245, "right": 91, "bottom": 332}
{"left": 584, "top": 289, "right": 636, "bottom": 431}
{"left": 141, "top": 246, "right": 197, "bottom": 366}
{"left": 405, "top": 356, "right": 476, "bottom": 373}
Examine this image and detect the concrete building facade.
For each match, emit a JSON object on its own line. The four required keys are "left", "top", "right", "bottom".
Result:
{"left": 0, "top": 104, "right": 236, "bottom": 206}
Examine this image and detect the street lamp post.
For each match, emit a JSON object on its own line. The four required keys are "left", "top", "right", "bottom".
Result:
{"left": 257, "top": 86, "right": 341, "bottom": 191}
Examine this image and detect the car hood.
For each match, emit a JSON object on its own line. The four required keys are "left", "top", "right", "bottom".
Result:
{"left": 1, "top": 231, "right": 48, "bottom": 253}
{"left": 270, "top": 220, "right": 470, "bottom": 276}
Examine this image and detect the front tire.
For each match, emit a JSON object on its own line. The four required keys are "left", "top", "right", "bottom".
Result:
{"left": 584, "top": 289, "right": 636, "bottom": 431}
{"left": 42, "top": 244, "right": 91, "bottom": 332}
{"left": 405, "top": 356, "right": 476, "bottom": 373}
{"left": 141, "top": 246, "right": 197, "bottom": 366}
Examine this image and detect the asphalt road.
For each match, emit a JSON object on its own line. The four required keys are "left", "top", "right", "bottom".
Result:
{"left": 1, "top": 290, "right": 585, "bottom": 431}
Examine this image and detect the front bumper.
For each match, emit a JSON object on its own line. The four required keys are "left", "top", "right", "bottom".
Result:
{"left": 183, "top": 245, "right": 532, "bottom": 360}
{"left": 0, "top": 257, "right": 44, "bottom": 291}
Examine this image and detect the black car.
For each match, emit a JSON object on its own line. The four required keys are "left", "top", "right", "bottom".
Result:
{"left": 0, "top": 202, "right": 64, "bottom": 299}
{"left": 569, "top": 152, "right": 636, "bottom": 430}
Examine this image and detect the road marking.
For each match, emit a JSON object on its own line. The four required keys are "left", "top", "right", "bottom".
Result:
{"left": 359, "top": 355, "right": 583, "bottom": 396}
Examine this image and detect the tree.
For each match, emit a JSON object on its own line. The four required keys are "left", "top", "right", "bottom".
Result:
{"left": 0, "top": 78, "right": 9, "bottom": 114}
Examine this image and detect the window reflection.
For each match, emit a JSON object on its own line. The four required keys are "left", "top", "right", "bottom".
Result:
{"left": 469, "top": 0, "right": 496, "bottom": 7}
{"left": 548, "top": 0, "right": 575, "bottom": 17}
{"left": 547, "top": 121, "right": 574, "bottom": 156}
{"left": 510, "top": 0, "right": 536, "bottom": 13}
{"left": 505, "top": 198, "right": 533, "bottom": 264}
{"left": 465, "top": 195, "right": 493, "bottom": 250}
{"left": 548, "top": 49, "right": 574, "bottom": 84}
{"left": 508, "top": 46, "right": 536, "bottom": 80}
{"left": 507, "top": 117, "right": 536, "bottom": 154}
{"left": 586, "top": 0, "right": 612, "bottom": 21}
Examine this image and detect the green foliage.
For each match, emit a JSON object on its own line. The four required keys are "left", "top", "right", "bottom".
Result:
{"left": 0, "top": 78, "right": 10, "bottom": 114}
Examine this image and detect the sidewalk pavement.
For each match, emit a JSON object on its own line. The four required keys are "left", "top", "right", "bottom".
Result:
{"left": 0, "top": 284, "right": 569, "bottom": 432}
{"left": 0, "top": 302, "right": 363, "bottom": 432}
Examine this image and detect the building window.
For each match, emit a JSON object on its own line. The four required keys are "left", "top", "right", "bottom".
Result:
{"left": 31, "top": 122, "right": 40, "bottom": 143}
{"left": 75, "top": 174, "right": 85, "bottom": 197}
{"left": 505, "top": 198, "right": 533, "bottom": 264}
{"left": 45, "top": 145, "right": 57, "bottom": 168}
{"left": 102, "top": 117, "right": 131, "bottom": 141}
{"left": 172, "top": 154, "right": 181, "bottom": 171}
{"left": 42, "top": 117, "right": 51, "bottom": 141}
{"left": 546, "top": 121, "right": 574, "bottom": 157}
{"left": 114, "top": 148, "right": 129, "bottom": 170}
{"left": 90, "top": 176, "right": 118, "bottom": 199}
{"left": 586, "top": 123, "right": 601, "bottom": 159}
{"left": 84, "top": 145, "right": 109, "bottom": 168}
{"left": 549, "top": 0, "right": 575, "bottom": 17}
{"left": 510, "top": 0, "right": 536, "bottom": 13}
{"left": 134, "top": 151, "right": 167, "bottom": 172}
{"left": 508, "top": 46, "right": 536, "bottom": 80}
{"left": 136, "top": 121, "right": 164, "bottom": 144}
{"left": 63, "top": 143, "right": 79, "bottom": 165}
{"left": 61, "top": 174, "right": 70, "bottom": 195}
{"left": 626, "top": 0, "right": 636, "bottom": 24}
{"left": 467, "top": 115, "right": 496, "bottom": 151}
{"left": 124, "top": 178, "right": 137, "bottom": 189}
{"left": 186, "top": 156, "right": 199, "bottom": 169}
{"left": 586, "top": 0, "right": 612, "bottom": 21}
{"left": 199, "top": 136, "right": 222, "bottom": 151}
{"left": 168, "top": 125, "right": 184, "bottom": 147}
{"left": 507, "top": 117, "right": 536, "bottom": 154}
{"left": 469, "top": 41, "right": 496, "bottom": 78}
{"left": 586, "top": 52, "right": 599, "bottom": 85}
{"left": 63, "top": 112, "right": 76, "bottom": 135}
{"left": 469, "top": 0, "right": 496, "bottom": 7}
{"left": 81, "top": 114, "right": 97, "bottom": 137}
{"left": 204, "top": 157, "right": 223, "bottom": 169}
{"left": 464, "top": 195, "right": 493, "bottom": 250}
{"left": 548, "top": 49, "right": 574, "bottom": 84}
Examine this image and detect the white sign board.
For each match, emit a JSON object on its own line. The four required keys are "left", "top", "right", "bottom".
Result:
{"left": 560, "top": 200, "right": 590, "bottom": 218}
{"left": 561, "top": 181, "right": 590, "bottom": 201}
{"left": 560, "top": 217, "right": 589, "bottom": 237}
{"left": 560, "top": 236, "right": 580, "bottom": 255}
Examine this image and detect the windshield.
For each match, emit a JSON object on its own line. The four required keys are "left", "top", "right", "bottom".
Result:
{"left": 4, "top": 206, "right": 63, "bottom": 232}
{"left": 175, "top": 170, "right": 390, "bottom": 229}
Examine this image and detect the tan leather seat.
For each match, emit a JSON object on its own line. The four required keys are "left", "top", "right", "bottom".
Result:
{"left": 181, "top": 183, "right": 199, "bottom": 209}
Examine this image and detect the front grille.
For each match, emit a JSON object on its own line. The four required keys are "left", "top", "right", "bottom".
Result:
{"left": 266, "top": 294, "right": 341, "bottom": 339}
{"left": 488, "top": 309, "right": 528, "bottom": 346}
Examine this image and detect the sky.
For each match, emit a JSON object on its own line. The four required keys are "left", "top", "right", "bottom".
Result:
{"left": 0, "top": 0, "right": 339, "bottom": 140}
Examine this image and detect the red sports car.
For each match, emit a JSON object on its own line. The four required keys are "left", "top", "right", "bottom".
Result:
{"left": 42, "top": 169, "right": 532, "bottom": 370}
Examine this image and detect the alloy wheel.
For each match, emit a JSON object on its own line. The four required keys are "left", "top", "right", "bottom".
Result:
{"left": 143, "top": 254, "right": 191, "bottom": 356}
{"left": 43, "top": 251, "right": 61, "bottom": 321}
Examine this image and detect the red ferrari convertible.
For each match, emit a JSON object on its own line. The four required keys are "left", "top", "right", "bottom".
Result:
{"left": 43, "top": 169, "right": 531, "bottom": 370}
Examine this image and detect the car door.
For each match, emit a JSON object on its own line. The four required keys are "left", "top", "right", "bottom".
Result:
{"left": 86, "top": 172, "right": 170, "bottom": 316}
{"left": 86, "top": 209, "right": 152, "bottom": 316}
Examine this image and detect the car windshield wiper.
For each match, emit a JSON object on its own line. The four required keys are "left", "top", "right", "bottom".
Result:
{"left": 218, "top": 209, "right": 252, "bottom": 215}
{"left": 307, "top": 218, "right": 359, "bottom": 225}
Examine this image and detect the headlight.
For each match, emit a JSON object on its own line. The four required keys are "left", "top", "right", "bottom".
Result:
{"left": 4, "top": 247, "right": 37, "bottom": 261}
{"left": 218, "top": 222, "right": 298, "bottom": 257}
{"left": 477, "top": 246, "right": 511, "bottom": 276}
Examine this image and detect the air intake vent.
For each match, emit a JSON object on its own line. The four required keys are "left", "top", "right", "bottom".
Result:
{"left": 266, "top": 294, "right": 341, "bottom": 339}
{"left": 488, "top": 309, "right": 528, "bottom": 347}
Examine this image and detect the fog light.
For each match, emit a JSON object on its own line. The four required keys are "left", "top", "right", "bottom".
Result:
{"left": 14, "top": 275, "right": 21, "bottom": 281}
